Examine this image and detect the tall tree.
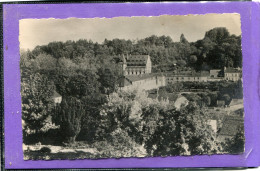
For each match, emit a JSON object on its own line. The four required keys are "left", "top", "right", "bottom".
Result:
{"left": 53, "top": 97, "right": 85, "bottom": 143}
{"left": 180, "top": 34, "right": 189, "bottom": 44}
{"left": 21, "top": 71, "right": 55, "bottom": 134}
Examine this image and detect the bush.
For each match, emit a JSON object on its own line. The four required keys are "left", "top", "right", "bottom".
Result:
{"left": 92, "top": 128, "right": 146, "bottom": 158}
{"left": 39, "top": 147, "right": 51, "bottom": 154}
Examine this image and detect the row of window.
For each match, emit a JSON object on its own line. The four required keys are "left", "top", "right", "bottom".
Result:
{"left": 225, "top": 73, "right": 240, "bottom": 77}
{"left": 127, "top": 64, "right": 146, "bottom": 66}
{"left": 126, "top": 71, "right": 146, "bottom": 75}
{"left": 126, "top": 60, "right": 145, "bottom": 62}
{"left": 167, "top": 77, "right": 201, "bottom": 80}
{"left": 226, "top": 77, "right": 239, "bottom": 81}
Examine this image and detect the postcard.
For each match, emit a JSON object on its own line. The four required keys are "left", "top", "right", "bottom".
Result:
{"left": 3, "top": 2, "right": 260, "bottom": 169}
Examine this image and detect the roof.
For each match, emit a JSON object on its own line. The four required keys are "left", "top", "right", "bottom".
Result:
{"left": 124, "top": 55, "right": 150, "bottom": 66}
{"left": 229, "top": 99, "right": 243, "bottom": 106}
{"left": 125, "top": 73, "right": 162, "bottom": 82}
{"left": 118, "top": 76, "right": 132, "bottom": 87}
{"left": 125, "top": 66, "right": 146, "bottom": 69}
{"left": 210, "top": 69, "right": 221, "bottom": 72}
{"left": 118, "top": 73, "right": 165, "bottom": 86}
{"left": 52, "top": 91, "right": 62, "bottom": 98}
{"left": 218, "top": 115, "right": 243, "bottom": 136}
{"left": 225, "top": 67, "right": 241, "bottom": 73}
{"left": 210, "top": 69, "right": 221, "bottom": 74}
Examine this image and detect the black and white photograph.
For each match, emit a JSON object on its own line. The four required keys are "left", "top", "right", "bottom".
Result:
{"left": 20, "top": 14, "right": 244, "bottom": 160}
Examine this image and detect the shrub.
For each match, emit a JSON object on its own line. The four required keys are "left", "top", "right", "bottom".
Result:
{"left": 93, "top": 128, "right": 146, "bottom": 158}
{"left": 39, "top": 147, "right": 51, "bottom": 153}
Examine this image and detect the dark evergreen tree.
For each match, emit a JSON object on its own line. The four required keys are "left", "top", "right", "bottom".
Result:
{"left": 180, "top": 33, "right": 189, "bottom": 44}
{"left": 53, "top": 97, "right": 85, "bottom": 144}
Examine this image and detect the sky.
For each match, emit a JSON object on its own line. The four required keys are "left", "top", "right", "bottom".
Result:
{"left": 19, "top": 13, "right": 241, "bottom": 50}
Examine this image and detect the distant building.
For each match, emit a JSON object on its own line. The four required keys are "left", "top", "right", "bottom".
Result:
{"left": 210, "top": 69, "right": 221, "bottom": 78}
{"left": 52, "top": 91, "right": 62, "bottom": 104}
{"left": 224, "top": 67, "right": 242, "bottom": 81}
{"left": 217, "top": 115, "right": 243, "bottom": 142}
{"left": 119, "top": 74, "right": 166, "bottom": 91}
{"left": 166, "top": 71, "right": 209, "bottom": 84}
{"left": 174, "top": 95, "right": 188, "bottom": 110}
{"left": 119, "top": 54, "right": 152, "bottom": 76}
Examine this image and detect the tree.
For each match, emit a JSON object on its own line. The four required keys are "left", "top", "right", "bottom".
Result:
{"left": 31, "top": 53, "right": 57, "bottom": 71}
{"left": 66, "top": 70, "right": 100, "bottom": 97}
{"left": 204, "top": 27, "right": 230, "bottom": 44}
{"left": 53, "top": 97, "right": 85, "bottom": 143}
{"left": 222, "top": 94, "right": 231, "bottom": 105}
{"left": 223, "top": 126, "right": 245, "bottom": 154}
{"left": 57, "top": 57, "right": 77, "bottom": 71}
{"left": 21, "top": 71, "right": 55, "bottom": 135}
{"left": 97, "top": 68, "right": 119, "bottom": 94}
{"left": 180, "top": 34, "right": 189, "bottom": 44}
{"left": 20, "top": 49, "right": 32, "bottom": 68}
{"left": 189, "top": 55, "right": 197, "bottom": 64}
{"left": 144, "top": 102, "right": 218, "bottom": 156}
{"left": 177, "top": 60, "right": 187, "bottom": 67}
{"left": 98, "top": 89, "right": 169, "bottom": 142}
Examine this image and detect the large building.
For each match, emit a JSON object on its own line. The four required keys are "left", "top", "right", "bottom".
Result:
{"left": 165, "top": 71, "right": 209, "bottom": 84}
{"left": 118, "top": 54, "right": 165, "bottom": 91}
{"left": 224, "top": 67, "right": 242, "bottom": 81}
{"left": 119, "top": 54, "right": 152, "bottom": 76}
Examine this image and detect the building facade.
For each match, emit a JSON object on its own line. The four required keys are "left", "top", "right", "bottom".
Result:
{"left": 119, "top": 74, "right": 166, "bottom": 91}
{"left": 166, "top": 72, "right": 209, "bottom": 84}
{"left": 52, "top": 91, "right": 62, "bottom": 104}
{"left": 224, "top": 67, "right": 242, "bottom": 81}
{"left": 119, "top": 54, "right": 152, "bottom": 76}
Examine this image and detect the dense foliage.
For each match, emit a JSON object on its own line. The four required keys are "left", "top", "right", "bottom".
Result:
{"left": 21, "top": 27, "right": 244, "bottom": 158}
{"left": 23, "top": 27, "right": 241, "bottom": 72}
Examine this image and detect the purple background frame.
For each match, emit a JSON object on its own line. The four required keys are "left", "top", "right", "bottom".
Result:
{"left": 3, "top": 2, "right": 260, "bottom": 169}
